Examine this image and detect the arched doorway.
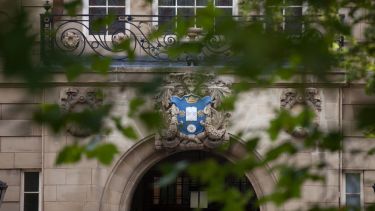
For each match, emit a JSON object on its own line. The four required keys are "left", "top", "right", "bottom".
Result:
{"left": 130, "top": 150, "right": 259, "bottom": 211}
{"left": 99, "top": 135, "right": 277, "bottom": 211}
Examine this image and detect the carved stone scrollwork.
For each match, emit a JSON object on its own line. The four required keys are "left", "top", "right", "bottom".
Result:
{"left": 280, "top": 88, "right": 322, "bottom": 138}
{"left": 60, "top": 88, "right": 103, "bottom": 137}
{"left": 155, "top": 73, "right": 231, "bottom": 150}
{"left": 281, "top": 88, "right": 321, "bottom": 112}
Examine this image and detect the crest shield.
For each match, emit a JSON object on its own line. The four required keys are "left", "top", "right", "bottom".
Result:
{"left": 155, "top": 73, "right": 231, "bottom": 150}
{"left": 171, "top": 94, "right": 212, "bottom": 136}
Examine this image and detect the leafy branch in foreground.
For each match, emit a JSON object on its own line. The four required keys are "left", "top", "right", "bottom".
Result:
{"left": 56, "top": 142, "right": 118, "bottom": 165}
{"left": 0, "top": 0, "right": 374, "bottom": 210}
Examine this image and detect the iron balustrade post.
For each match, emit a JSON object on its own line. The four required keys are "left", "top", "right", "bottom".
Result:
{"left": 40, "top": 13, "right": 53, "bottom": 63}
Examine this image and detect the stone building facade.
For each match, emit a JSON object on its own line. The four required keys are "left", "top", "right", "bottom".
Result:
{"left": 0, "top": 0, "right": 374, "bottom": 211}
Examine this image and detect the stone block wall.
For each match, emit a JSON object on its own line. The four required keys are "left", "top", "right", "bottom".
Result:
{"left": 342, "top": 87, "right": 375, "bottom": 208}
{"left": 230, "top": 88, "right": 342, "bottom": 209}
{"left": 0, "top": 88, "right": 42, "bottom": 211}
{"left": 0, "top": 86, "right": 130, "bottom": 211}
{"left": 0, "top": 81, "right": 373, "bottom": 211}
{"left": 0, "top": 170, "right": 21, "bottom": 211}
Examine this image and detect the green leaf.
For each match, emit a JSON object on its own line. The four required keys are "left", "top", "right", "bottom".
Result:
{"left": 91, "top": 56, "right": 111, "bottom": 74}
{"left": 267, "top": 110, "right": 289, "bottom": 141}
{"left": 139, "top": 76, "right": 164, "bottom": 94}
{"left": 368, "top": 147, "right": 375, "bottom": 156}
{"left": 65, "top": 62, "right": 87, "bottom": 81}
{"left": 112, "top": 117, "right": 138, "bottom": 140}
{"left": 158, "top": 161, "right": 188, "bottom": 187}
{"left": 91, "top": 14, "right": 116, "bottom": 33}
{"left": 121, "top": 126, "right": 138, "bottom": 140}
{"left": 113, "top": 39, "right": 135, "bottom": 60}
{"left": 217, "top": 95, "right": 236, "bottom": 111}
{"left": 319, "top": 131, "right": 343, "bottom": 151}
{"left": 128, "top": 98, "right": 145, "bottom": 117}
{"left": 86, "top": 143, "right": 119, "bottom": 165}
{"left": 139, "top": 111, "right": 164, "bottom": 130}
{"left": 357, "top": 107, "right": 375, "bottom": 137}
{"left": 33, "top": 104, "right": 66, "bottom": 133}
{"left": 245, "top": 138, "right": 260, "bottom": 151}
{"left": 56, "top": 144, "right": 84, "bottom": 165}
{"left": 267, "top": 108, "right": 315, "bottom": 141}
{"left": 64, "top": 0, "right": 83, "bottom": 16}
{"left": 68, "top": 104, "right": 112, "bottom": 135}
{"left": 263, "top": 142, "right": 297, "bottom": 163}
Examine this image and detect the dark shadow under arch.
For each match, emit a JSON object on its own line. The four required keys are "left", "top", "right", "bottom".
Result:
{"left": 130, "top": 150, "right": 259, "bottom": 211}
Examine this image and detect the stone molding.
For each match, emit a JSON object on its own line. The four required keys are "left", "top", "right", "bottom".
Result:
{"left": 0, "top": 71, "right": 349, "bottom": 86}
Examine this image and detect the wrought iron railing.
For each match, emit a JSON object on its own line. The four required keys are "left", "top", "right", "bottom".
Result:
{"left": 40, "top": 14, "right": 242, "bottom": 65}
{"left": 40, "top": 14, "right": 345, "bottom": 66}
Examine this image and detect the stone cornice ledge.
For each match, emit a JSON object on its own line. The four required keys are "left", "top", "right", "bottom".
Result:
{"left": 0, "top": 66, "right": 359, "bottom": 87}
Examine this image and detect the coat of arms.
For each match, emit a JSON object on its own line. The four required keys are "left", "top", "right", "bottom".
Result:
{"left": 155, "top": 73, "right": 231, "bottom": 150}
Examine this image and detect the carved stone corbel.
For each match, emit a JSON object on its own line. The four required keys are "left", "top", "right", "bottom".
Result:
{"left": 60, "top": 87, "right": 103, "bottom": 137}
{"left": 280, "top": 88, "right": 322, "bottom": 138}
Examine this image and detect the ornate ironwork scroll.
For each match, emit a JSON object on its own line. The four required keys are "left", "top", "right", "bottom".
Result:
{"left": 40, "top": 13, "right": 345, "bottom": 65}
{"left": 40, "top": 14, "right": 232, "bottom": 65}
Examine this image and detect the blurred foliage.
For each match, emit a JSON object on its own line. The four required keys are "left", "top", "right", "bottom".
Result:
{"left": 112, "top": 117, "right": 139, "bottom": 140}
{"left": 63, "top": 0, "right": 82, "bottom": 16}
{"left": 33, "top": 103, "right": 112, "bottom": 135}
{"left": 158, "top": 161, "right": 189, "bottom": 187}
{"left": 267, "top": 108, "right": 315, "bottom": 141}
{"left": 0, "top": 0, "right": 374, "bottom": 210}
{"left": 357, "top": 106, "right": 375, "bottom": 138}
{"left": 56, "top": 142, "right": 118, "bottom": 165}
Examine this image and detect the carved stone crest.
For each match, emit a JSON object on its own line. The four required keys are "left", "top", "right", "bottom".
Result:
{"left": 280, "top": 88, "right": 321, "bottom": 138}
{"left": 60, "top": 87, "right": 103, "bottom": 137}
{"left": 155, "top": 73, "right": 231, "bottom": 150}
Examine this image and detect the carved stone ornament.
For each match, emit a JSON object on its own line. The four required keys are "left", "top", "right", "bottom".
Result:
{"left": 280, "top": 88, "right": 322, "bottom": 138}
{"left": 155, "top": 73, "right": 232, "bottom": 150}
{"left": 62, "top": 31, "right": 81, "bottom": 50}
{"left": 60, "top": 88, "right": 103, "bottom": 137}
{"left": 112, "top": 32, "right": 127, "bottom": 45}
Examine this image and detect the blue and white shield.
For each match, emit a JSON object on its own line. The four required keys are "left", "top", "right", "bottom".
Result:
{"left": 170, "top": 94, "right": 212, "bottom": 135}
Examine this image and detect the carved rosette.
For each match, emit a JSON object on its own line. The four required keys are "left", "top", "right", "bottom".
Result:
{"left": 112, "top": 32, "right": 127, "bottom": 45}
{"left": 280, "top": 88, "right": 322, "bottom": 138}
{"left": 155, "top": 73, "right": 232, "bottom": 150}
{"left": 62, "top": 31, "right": 81, "bottom": 50}
{"left": 60, "top": 88, "right": 103, "bottom": 137}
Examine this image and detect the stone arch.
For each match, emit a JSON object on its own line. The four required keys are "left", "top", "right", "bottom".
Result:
{"left": 99, "top": 135, "right": 278, "bottom": 211}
